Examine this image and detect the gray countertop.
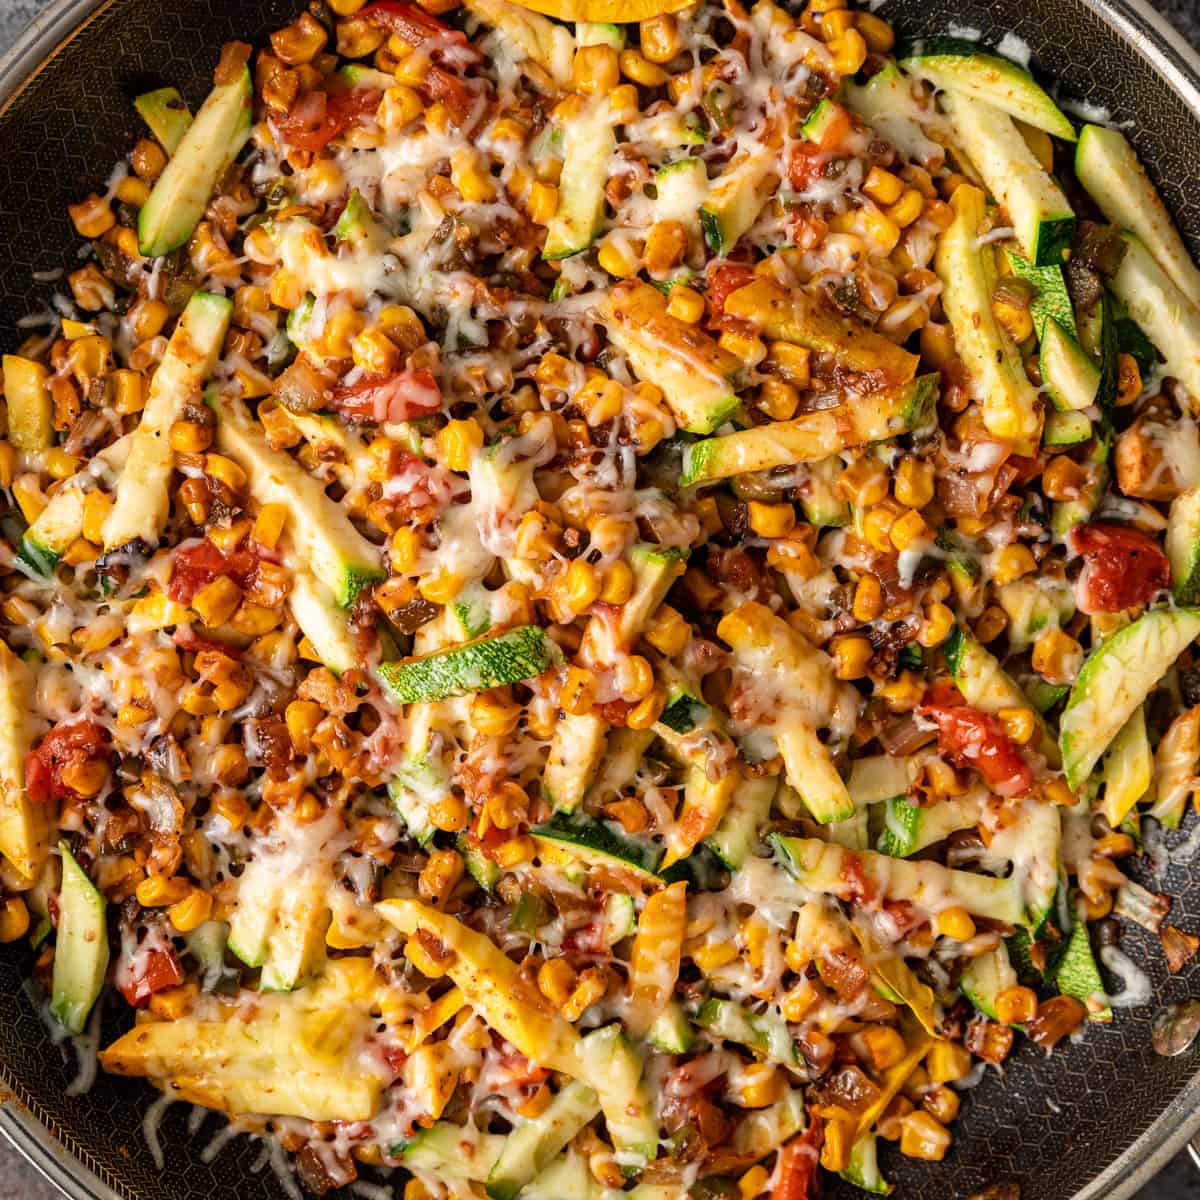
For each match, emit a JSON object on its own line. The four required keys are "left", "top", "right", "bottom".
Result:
{"left": 2, "top": 0, "right": 1200, "bottom": 1197}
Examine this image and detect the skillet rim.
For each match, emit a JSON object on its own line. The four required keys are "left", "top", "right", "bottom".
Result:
{"left": 0, "top": 0, "right": 1198, "bottom": 1196}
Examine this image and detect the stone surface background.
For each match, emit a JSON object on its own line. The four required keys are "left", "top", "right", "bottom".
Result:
{"left": 0, "top": 0, "right": 1199, "bottom": 1196}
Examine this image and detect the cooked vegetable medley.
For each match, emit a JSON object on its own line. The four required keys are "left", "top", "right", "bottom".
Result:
{"left": 3, "top": 0, "right": 1200, "bottom": 1194}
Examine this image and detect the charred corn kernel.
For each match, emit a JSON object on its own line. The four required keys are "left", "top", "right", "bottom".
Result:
{"left": 666, "top": 284, "right": 705, "bottom": 324}
{"left": 597, "top": 236, "right": 642, "bottom": 279}
{"left": 168, "top": 420, "right": 212, "bottom": 454}
{"left": 820, "top": 1109, "right": 854, "bottom": 1172}
{"left": 645, "top": 604, "right": 691, "bottom": 656}
{"left": 419, "top": 571, "right": 464, "bottom": 605}
{"left": 599, "top": 560, "right": 634, "bottom": 604}
{"left": 918, "top": 601, "right": 954, "bottom": 648}
{"left": 538, "top": 957, "right": 577, "bottom": 1007}
{"left": 60, "top": 758, "right": 108, "bottom": 797}
{"left": 560, "top": 666, "right": 597, "bottom": 716}
{"left": 852, "top": 574, "right": 884, "bottom": 622}
{"left": 747, "top": 500, "right": 796, "bottom": 539}
{"left": 352, "top": 326, "right": 403, "bottom": 375}
{"left": 838, "top": 459, "right": 888, "bottom": 507}
{"left": 856, "top": 11, "right": 895, "bottom": 51}
{"left": 719, "top": 329, "right": 768, "bottom": 366}
{"left": 935, "top": 905, "right": 975, "bottom": 941}
{"left": 830, "top": 634, "right": 873, "bottom": 680}
{"left": 535, "top": 351, "right": 574, "bottom": 391}
{"left": 620, "top": 48, "right": 669, "bottom": 86}
{"left": 998, "top": 706, "right": 1036, "bottom": 746}
{"left": 205, "top": 453, "right": 247, "bottom": 494}
{"left": 643, "top": 220, "right": 688, "bottom": 275}
{"left": 192, "top": 576, "right": 242, "bottom": 627}
{"left": 68, "top": 193, "right": 115, "bottom": 238}
{"left": 995, "top": 544, "right": 1037, "bottom": 584}
{"left": 271, "top": 12, "right": 328, "bottom": 64}
{"left": 268, "top": 268, "right": 307, "bottom": 311}
{"left": 471, "top": 690, "right": 521, "bottom": 736}
{"left": 390, "top": 526, "right": 422, "bottom": 574}
{"left": 136, "top": 873, "right": 191, "bottom": 908}
{"left": 321, "top": 308, "right": 367, "bottom": 358}
{"left": 927, "top": 1040, "right": 972, "bottom": 1084}
{"left": 564, "top": 559, "right": 602, "bottom": 612}
{"left": 112, "top": 368, "right": 144, "bottom": 414}
{"left": 129, "top": 298, "right": 170, "bottom": 343}
{"left": 576, "top": 376, "right": 624, "bottom": 425}
{"left": 116, "top": 702, "right": 152, "bottom": 727}
{"left": 923, "top": 1084, "right": 961, "bottom": 1125}
{"left": 974, "top": 604, "right": 1009, "bottom": 644}
{"left": 895, "top": 456, "right": 935, "bottom": 508}
{"left": 562, "top": 967, "right": 609, "bottom": 1022}
{"left": 487, "top": 781, "right": 528, "bottom": 830}
{"left": 993, "top": 295, "right": 1034, "bottom": 344}
{"left": 900, "top": 1111, "right": 951, "bottom": 1161}
{"left": 863, "top": 502, "right": 899, "bottom": 554}
{"left": 640, "top": 13, "right": 681, "bottom": 61}
{"left": 732, "top": 1063, "right": 785, "bottom": 1108}
{"left": 527, "top": 181, "right": 558, "bottom": 225}
{"left": 418, "top": 848, "right": 465, "bottom": 905}
{"left": 1032, "top": 627, "right": 1083, "bottom": 684}
{"left": 436, "top": 417, "right": 484, "bottom": 472}
{"left": 131, "top": 137, "right": 167, "bottom": 181}
{"left": 115, "top": 175, "right": 151, "bottom": 208}
{"left": 0, "top": 897, "right": 29, "bottom": 944}
{"left": 1116, "top": 352, "right": 1142, "bottom": 406}
{"left": 831, "top": 28, "right": 867, "bottom": 75}
{"left": 739, "top": 1166, "right": 770, "bottom": 1200}
{"left": 495, "top": 835, "right": 536, "bottom": 868}
{"left": 694, "top": 942, "right": 739, "bottom": 973}
{"left": 767, "top": 341, "right": 811, "bottom": 388}
{"left": 168, "top": 887, "right": 214, "bottom": 933}
{"left": 995, "top": 984, "right": 1039, "bottom": 1026}
{"left": 450, "top": 149, "right": 497, "bottom": 204}
{"left": 890, "top": 508, "right": 928, "bottom": 552}
{"left": 379, "top": 84, "right": 422, "bottom": 134}
{"left": 574, "top": 43, "right": 620, "bottom": 94}
{"left": 820, "top": 8, "right": 856, "bottom": 38}
{"left": 879, "top": 670, "right": 926, "bottom": 713}
{"left": 753, "top": 377, "right": 797, "bottom": 422}
{"left": 862, "top": 1025, "right": 907, "bottom": 1072}
{"left": 430, "top": 792, "right": 469, "bottom": 832}
{"left": 887, "top": 188, "right": 925, "bottom": 229}
{"left": 249, "top": 503, "right": 287, "bottom": 551}
{"left": 626, "top": 687, "right": 666, "bottom": 730}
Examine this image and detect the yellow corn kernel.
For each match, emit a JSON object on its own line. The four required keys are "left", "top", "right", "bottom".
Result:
{"left": 640, "top": 12, "right": 682, "bottom": 60}
{"left": 856, "top": 11, "right": 894, "bottom": 50}
{"left": 731, "top": 1063, "right": 785, "bottom": 1109}
{"left": 597, "top": 236, "right": 642, "bottom": 279}
{"left": 576, "top": 375, "right": 624, "bottom": 426}
{"left": 819, "top": 1108, "right": 855, "bottom": 1172}
{"left": 535, "top": 351, "right": 574, "bottom": 391}
{"left": 0, "top": 897, "right": 29, "bottom": 944}
{"left": 852, "top": 574, "right": 884, "bottom": 623}
{"left": 471, "top": 690, "right": 521, "bottom": 737}
{"left": 643, "top": 220, "right": 688, "bottom": 275}
{"left": 111, "top": 368, "right": 144, "bottom": 415}
{"left": 0, "top": 442, "right": 14, "bottom": 489}
{"left": 43, "top": 448, "right": 79, "bottom": 481}
{"left": 820, "top": 7, "right": 856, "bottom": 38}
{"left": 899, "top": 1111, "right": 952, "bottom": 1161}
{"left": 599, "top": 560, "right": 634, "bottom": 604}
{"left": 926, "top": 1040, "right": 972, "bottom": 1084}
{"left": 666, "top": 285, "right": 705, "bottom": 324}
{"left": 830, "top": 634, "right": 873, "bottom": 681}
{"left": 248, "top": 503, "right": 287, "bottom": 552}
{"left": 693, "top": 942, "right": 739, "bottom": 973}
{"left": 994, "top": 705, "right": 1036, "bottom": 746}
{"left": 887, "top": 188, "right": 925, "bottom": 230}
{"left": 116, "top": 702, "right": 152, "bottom": 727}
{"left": 206, "top": 519, "right": 250, "bottom": 556}
{"left": 862, "top": 502, "right": 899, "bottom": 554}
{"left": 861, "top": 1025, "right": 908, "bottom": 1072}
{"left": 12, "top": 476, "right": 46, "bottom": 524}
{"left": 645, "top": 604, "right": 691, "bottom": 656}
{"left": 863, "top": 165, "right": 904, "bottom": 207}
{"left": 68, "top": 193, "right": 115, "bottom": 238}
{"left": 390, "top": 526, "right": 422, "bottom": 574}
{"left": 378, "top": 84, "right": 422, "bottom": 135}
{"left": 626, "top": 687, "right": 666, "bottom": 730}
{"left": 115, "top": 175, "right": 151, "bottom": 208}
{"left": 894, "top": 456, "right": 934, "bottom": 509}
{"left": 739, "top": 1166, "right": 770, "bottom": 1200}
{"left": 573, "top": 43, "right": 620, "bottom": 95}
{"left": 418, "top": 848, "right": 465, "bottom": 905}
{"left": 168, "top": 887, "right": 214, "bottom": 933}
{"left": 135, "top": 873, "right": 191, "bottom": 908}
{"left": 719, "top": 329, "right": 768, "bottom": 367}
{"left": 619, "top": 48, "right": 668, "bottom": 86}
{"left": 192, "top": 576, "right": 242, "bottom": 627}
{"left": 918, "top": 601, "right": 954, "bottom": 649}
{"left": 435, "top": 417, "right": 485, "bottom": 472}
{"left": 878, "top": 670, "right": 925, "bottom": 713}
{"left": 838, "top": 459, "right": 889, "bottom": 507}
{"left": 405, "top": 930, "right": 453, "bottom": 979}
{"left": 204, "top": 453, "right": 247, "bottom": 495}
{"left": 1116, "top": 352, "right": 1142, "bottom": 407}
{"left": 1032, "top": 626, "right": 1083, "bottom": 684}
{"left": 756, "top": 376, "right": 798, "bottom": 421}
{"left": 563, "top": 559, "right": 601, "bottom": 612}
{"left": 831, "top": 27, "right": 867, "bottom": 75}
{"left": 450, "top": 149, "right": 497, "bottom": 204}
{"left": 268, "top": 268, "right": 307, "bottom": 311}
{"left": 562, "top": 966, "right": 609, "bottom": 1022}
{"left": 890, "top": 508, "right": 928, "bottom": 552}
{"left": 747, "top": 500, "right": 796, "bottom": 539}
{"left": 60, "top": 758, "right": 108, "bottom": 797}
{"left": 993, "top": 295, "right": 1034, "bottom": 344}
{"left": 971, "top": 604, "right": 1007, "bottom": 645}
{"left": 419, "top": 571, "right": 465, "bottom": 606}
{"left": 995, "top": 984, "right": 1039, "bottom": 1026}
{"left": 353, "top": 325, "right": 403, "bottom": 375}
{"left": 430, "top": 792, "right": 469, "bottom": 833}
{"left": 494, "top": 835, "right": 536, "bottom": 869}
{"left": 767, "top": 341, "right": 812, "bottom": 388}
{"left": 994, "top": 544, "right": 1037, "bottom": 585}
{"left": 515, "top": 511, "right": 558, "bottom": 560}
{"left": 527, "top": 181, "right": 559, "bottom": 226}
{"left": 560, "top": 665, "right": 597, "bottom": 716}
{"left": 935, "top": 905, "right": 976, "bottom": 942}
{"left": 538, "top": 956, "right": 577, "bottom": 1007}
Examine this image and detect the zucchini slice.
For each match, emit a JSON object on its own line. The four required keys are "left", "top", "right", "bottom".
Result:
{"left": 876, "top": 792, "right": 983, "bottom": 859}
{"left": 543, "top": 98, "right": 616, "bottom": 260}
{"left": 694, "top": 998, "right": 807, "bottom": 1070}
{"left": 1101, "top": 705, "right": 1152, "bottom": 831}
{"left": 1040, "top": 318, "right": 1100, "bottom": 412}
{"left": 934, "top": 184, "right": 1042, "bottom": 450}
{"left": 134, "top": 86, "right": 193, "bottom": 155}
{"left": 138, "top": 64, "right": 252, "bottom": 257}
{"left": 941, "top": 89, "right": 1074, "bottom": 266}
{"left": 378, "top": 625, "right": 562, "bottom": 704}
{"left": 705, "top": 775, "right": 776, "bottom": 869}
{"left": 287, "top": 572, "right": 357, "bottom": 676}
{"left": 212, "top": 397, "right": 384, "bottom": 606}
{"left": 50, "top": 843, "right": 108, "bottom": 1035}
{"left": 842, "top": 62, "right": 945, "bottom": 167}
{"left": 1167, "top": 486, "right": 1200, "bottom": 604}
{"left": 2, "top": 355, "right": 53, "bottom": 454}
{"left": 0, "top": 646, "right": 50, "bottom": 882}
{"left": 579, "top": 1025, "right": 657, "bottom": 1167}
{"left": 1060, "top": 607, "right": 1200, "bottom": 789}
{"left": 465, "top": 0, "right": 575, "bottom": 85}
{"left": 1075, "top": 123, "right": 1200, "bottom": 309}
{"left": 900, "top": 37, "right": 1076, "bottom": 140}
{"left": 680, "top": 374, "right": 937, "bottom": 486}
{"left": 403, "top": 1123, "right": 507, "bottom": 1183}
{"left": 103, "top": 291, "right": 232, "bottom": 551}
{"left": 771, "top": 834, "right": 1025, "bottom": 925}
{"left": 699, "top": 145, "right": 777, "bottom": 255}
{"left": 960, "top": 943, "right": 1018, "bottom": 1020}
{"left": 542, "top": 712, "right": 608, "bottom": 813}
{"left": 531, "top": 811, "right": 662, "bottom": 880}
{"left": 1109, "top": 233, "right": 1200, "bottom": 408}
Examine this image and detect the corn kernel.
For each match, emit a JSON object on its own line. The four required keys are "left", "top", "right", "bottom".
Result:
{"left": 918, "top": 602, "right": 954, "bottom": 648}
{"left": 739, "top": 1166, "right": 770, "bottom": 1200}
{"left": 837, "top": 459, "right": 888, "bottom": 507}
{"left": 693, "top": 942, "right": 739, "bottom": 972}
{"left": 731, "top": 1062, "right": 785, "bottom": 1108}
{"left": 430, "top": 793, "right": 469, "bottom": 832}
{"left": 560, "top": 665, "right": 597, "bottom": 716}
{"left": 899, "top": 1111, "right": 952, "bottom": 1161}
{"left": 666, "top": 285, "right": 705, "bottom": 324}
{"left": 573, "top": 44, "right": 620, "bottom": 95}
{"left": 0, "top": 897, "right": 29, "bottom": 943}
{"left": 890, "top": 508, "right": 928, "bottom": 552}
{"left": 435, "top": 417, "right": 485, "bottom": 472}
{"left": 719, "top": 329, "right": 768, "bottom": 367}
{"left": 830, "top": 634, "right": 872, "bottom": 680}
{"left": 887, "top": 188, "right": 925, "bottom": 229}
{"left": 495, "top": 835, "right": 536, "bottom": 868}
{"left": 819, "top": 1108, "right": 855, "bottom": 1172}
{"left": 1032, "top": 627, "right": 1083, "bottom": 684}
{"left": 894, "top": 456, "right": 934, "bottom": 509}
{"left": 926, "top": 1040, "right": 972, "bottom": 1084}
{"left": 68, "top": 193, "right": 115, "bottom": 238}
{"left": 538, "top": 956, "right": 577, "bottom": 1007}
{"left": 861, "top": 1025, "right": 908, "bottom": 1072}
{"left": 998, "top": 706, "right": 1036, "bottom": 746}
{"left": 168, "top": 887, "right": 214, "bottom": 933}
{"left": 597, "top": 235, "right": 642, "bottom": 279}
{"left": 599, "top": 560, "right": 634, "bottom": 604}
{"left": 192, "top": 576, "right": 242, "bottom": 627}
{"left": 852, "top": 574, "right": 884, "bottom": 622}
{"left": 856, "top": 11, "right": 895, "bottom": 51}
{"left": 935, "top": 905, "right": 975, "bottom": 942}
{"left": 562, "top": 966, "right": 609, "bottom": 1021}
{"left": 528, "top": 181, "right": 559, "bottom": 225}
{"left": 863, "top": 166, "right": 904, "bottom": 207}
{"left": 619, "top": 48, "right": 668, "bottom": 86}
{"left": 995, "top": 984, "right": 1038, "bottom": 1026}
{"left": 136, "top": 873, "right": 191, "bottom": 908}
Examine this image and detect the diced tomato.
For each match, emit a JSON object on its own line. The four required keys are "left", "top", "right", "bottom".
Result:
{"left": 489, "top": 1047, "right": 550, "bottom": 1090}
{"left": 329, "top": 368, "right": 442, "bottom": 424}
{"left": 167, "top": 539, "right": 264, "bottom": 605}
{"left": 31, "top": 720, "right": 109, "bottom": 803}
{"left": 919, "top": 702, "right": 1034, "bottom": 796}
{"left": 422, "top": 65, "right": 479, "bottom": 123}
{"left": 706, "top": 261, "right": 757, "bottom": 321}
{"left": 1071, "top": 521, "right": 1170, "bottom": 613}
{"left": 785, "top": 140, "right": 827, "bottom": 192}
{"left": 360, "top": 2, "right": 480, "bottom": 64}
{"left": 116, "top": 944, "right": 184, "bottom": 1008}
{"left": 274, "top": 87, "right": 382, "bottom": 153}
{"left": 771, "top": 1116, "right": 824, "bottom": 1200}
{"left": 172, "top": 627, "right": 242, "bottom": 660}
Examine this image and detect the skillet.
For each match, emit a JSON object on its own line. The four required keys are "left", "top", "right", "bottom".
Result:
{"left": 0, "top": 0, "right": 1200, "bottom": 1196}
